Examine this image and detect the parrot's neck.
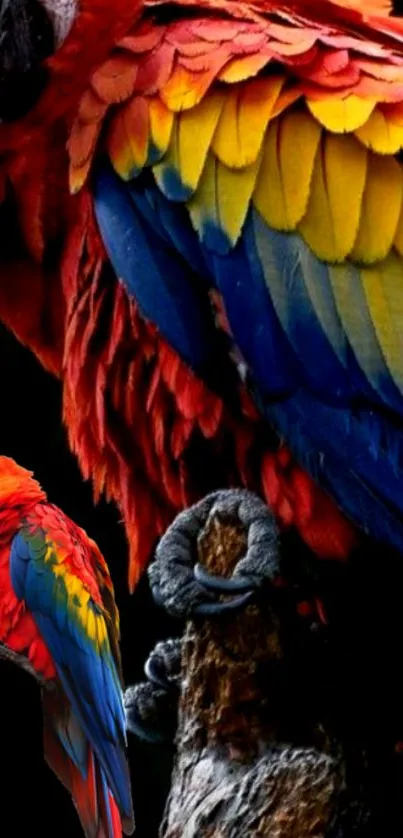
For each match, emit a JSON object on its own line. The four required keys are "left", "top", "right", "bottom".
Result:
{"left": 38, "top": 0, "right": 144, "bottom": 123}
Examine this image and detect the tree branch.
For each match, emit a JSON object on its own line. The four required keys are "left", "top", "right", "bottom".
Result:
{"left": 127, "top": 491, "right": 403, "bottom": 836}
{"left": 159, "top": 499, "right": 349, "bottom": 837}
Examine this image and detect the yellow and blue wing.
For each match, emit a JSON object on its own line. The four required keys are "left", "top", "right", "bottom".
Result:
{"left": 68, "top": 1, "right": 403, "bottom": 551}
{"left": 9, "top": 516, "right": 133, "bottom": 832}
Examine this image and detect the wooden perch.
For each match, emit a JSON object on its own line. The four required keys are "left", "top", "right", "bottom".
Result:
{"left": 155, "top": 495, "right": 402, "bottom": 837}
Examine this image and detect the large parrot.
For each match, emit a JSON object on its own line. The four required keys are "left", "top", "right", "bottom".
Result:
{"left": 1, "top": 0, "right": 403, "bottom": 599}
{"left": 0, "top": 456, "right": 134, "bottom": 837}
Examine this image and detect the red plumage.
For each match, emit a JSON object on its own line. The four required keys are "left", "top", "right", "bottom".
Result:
{"left": 0, "top": 0, "right": 361, "bottom": 591}
{"left": 0, "top": 459, "right": 52, "bottom": 676}
{"left": 0, "top": 457, "right": 133, "bottom": 837}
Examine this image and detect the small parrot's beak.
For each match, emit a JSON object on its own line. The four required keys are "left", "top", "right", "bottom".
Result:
{"left": 0, "top": 0, "right": 54, "bottom": 122}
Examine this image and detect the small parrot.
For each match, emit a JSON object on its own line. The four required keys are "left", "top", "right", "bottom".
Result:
{"left": 0, "top": 456, "right": 134, "bottom": 837}
{"left": 1, "top": 0, "right": 403, "bottom": 597}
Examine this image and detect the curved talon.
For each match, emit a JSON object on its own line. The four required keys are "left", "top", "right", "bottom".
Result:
{"left": 149, "top": 583, "right": 168, "bottom": 612}
{"left": 194, "top": 562, "right": 257, "bottom": 594}
{"left": 193, "top": 590, "right": 254, "bottom": 616}
{"left": 149, "top": 490, "right": 280, "bottom": 620}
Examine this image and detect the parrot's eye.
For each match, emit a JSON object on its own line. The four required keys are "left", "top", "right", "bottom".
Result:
{"left": 0, "top": 0, "right": 74, "bottom": 122}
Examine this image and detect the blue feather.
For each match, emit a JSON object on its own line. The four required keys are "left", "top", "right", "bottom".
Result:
{"left": 129, "top": 177, "right": 212, "bottom": 283}
{"left": 92, "top": 164, "right": 217, "bottom": 373}
{"left": 93, "top": 160, "right": 403, "bottom": 555}
{"left": 269, "top": 393, "right": 403, "bottom": 550}
{"left": 10, "top": 528, "right": 132, "bottom": 823}
{"left": 212, "top": 214, "right": 298, "bottom": 397}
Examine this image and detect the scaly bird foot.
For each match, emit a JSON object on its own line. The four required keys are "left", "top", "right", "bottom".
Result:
{"left": 148, "top": 489, "right": 280, "bottom": 619}
{"left": 124, "top": 638, "right": 181, "bottom": 744}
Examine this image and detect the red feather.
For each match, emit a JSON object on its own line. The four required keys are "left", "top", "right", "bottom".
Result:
{"left": 0, "top": 0, "right": 365, "bottom": 593}
{"left": 0, "top": 458, "right": 132, "bottom": 836}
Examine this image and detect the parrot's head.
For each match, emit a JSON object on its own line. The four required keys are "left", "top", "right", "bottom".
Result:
{"left": 0, "top": 0, "right": 77, "bottom": 121}
{"left": 0, "top": 456, "right": 46, "bottom": 511}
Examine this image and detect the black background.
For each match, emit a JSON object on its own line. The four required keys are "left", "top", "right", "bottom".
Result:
{"left": 2, "top": 1, "right": 403, "bottom": 833}
{"left": 0, "top": 324, "right": 175, "bottom": 836}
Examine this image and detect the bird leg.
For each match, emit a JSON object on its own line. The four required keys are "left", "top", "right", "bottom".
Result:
{"left": 148, "top": 489, "right": 281, "bottom": 619}
{"left": 124, "top": 638, "right": 181, "bottom": 744}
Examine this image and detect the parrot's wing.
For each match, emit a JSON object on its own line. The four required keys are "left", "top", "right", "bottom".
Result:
{"left": 68, "top": 0, "right": 403, "bottom": 550}
{"left": 9, "top": 510, "right": 133, "bottom": 832}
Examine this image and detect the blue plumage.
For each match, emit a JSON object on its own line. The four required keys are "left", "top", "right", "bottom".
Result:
{"left": 93, "top": 159, "right": 403, "bottom": 555}
{"left": 93, "top": 166, "right": 218, "bottom": 373}
{"left": 10, "top": 527, "right": 132, "bottom": 822}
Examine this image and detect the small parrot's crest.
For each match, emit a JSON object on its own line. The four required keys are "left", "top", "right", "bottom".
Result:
{"left": 0, "top": 456, "right": 46, "bottom": 507}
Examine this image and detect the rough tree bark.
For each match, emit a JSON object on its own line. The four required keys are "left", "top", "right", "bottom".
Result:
{"left": 127, "top": 491, "right": 403, "bottom": 837}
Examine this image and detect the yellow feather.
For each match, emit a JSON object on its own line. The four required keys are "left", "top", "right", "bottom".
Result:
{"left": 394, "top": 198, "right": 403, "bottom": 256}
{"left": 153, "top": 91, "right": 224, "bottom": 197}
{"left": 355, "top": 108, "right": 403, "bottom": 154}
{"left": 328, "top": 263, "right": 386, "bottom": 389}
{"left": 351, "top": 153, "right": 402, "bottom": 263}
{"left": 107, "top": 99, "right": 149, "bottom": 181}
{"left": 94, "top": 614, "right": 108, "bottom": 646}
{"left": 360, "top": 253, "right": 403, "bottom": 393}
{"left": 86, "top": 607, "right": 97, "bottom": 643}
{"left": 217, "top": 54, "right": 271, "bottom": 84}
{"left": 212, "top": 77, "right": 284, "bottom": 168}
{"left": 307, "top": 95, "right": 376, "bottom": 133}
{"left": 149, "top": 96, "right": 174, "bottom": 157}
{"left": 160, "top": 64, "right": 216, "bottom": 112}
{"left": 65, "top": 573, "right": 83, "bottom": 599}
{"left": 253, "top": 109, "right": 321, "bottom": 231}
{"left": 188, "top": 152, "right": 260, "bottom": 247}
{"left": 298, "top": 132, "right": 367, "bottom": 262}
{"left": 126, "top": 97, "right": 149, "bottom": 171}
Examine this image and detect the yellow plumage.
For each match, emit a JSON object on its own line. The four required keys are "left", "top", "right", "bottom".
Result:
{"left": 149, "top": 96, "right": 174, "bottom": 158}
{"left": 394, "top": 199, "right": 403, "bottom": 256}
{"left": 328, "top": 263, "right": 383, "bottom": 388}
{"left": 161, "top": 63, "right": 215, "bottom": 111}
{"left": 153, "top": 91, "right": 224, "bottom": 195}
{"left": 298, "top": 132, "right": 367, "bottom": 262}
{"left": 254, "top": 110, "right": 321, "bottom": 231}
{"left": 355, "top": 107, "right": 403, "bottom": 154}
{"left": 351, "top": 153, "right": 402, "bottom": 263}
{"left": 217, "top": 53, "right": 272, "bottom": 84}
{"left": 188, "top": 152, "right": 260, "bottom": 246}
{"left": 307, "top": 95, "right": 377, "bottom": 133}
{"left": 212, "top": 77, "right": 284, "bottom": 168}
{"left": 360, "top": 254, "right": 403, "bottom": 392}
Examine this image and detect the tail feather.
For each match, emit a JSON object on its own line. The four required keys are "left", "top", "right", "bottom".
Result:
{"left": 97, "top": 767, "right": 125, "bottom": 838}
{"left": 42, "top": 690, "right": 129, "bottom": 838}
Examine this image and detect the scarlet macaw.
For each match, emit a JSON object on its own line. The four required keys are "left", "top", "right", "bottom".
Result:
{"left": 0, "top": 456, "right": 134, "bottom": 837}
{"left": 1, "top": 0, "right": 403, "bottom": 598}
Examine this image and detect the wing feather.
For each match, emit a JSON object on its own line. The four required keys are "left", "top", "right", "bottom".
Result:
{"left": 67, "top": 0, "right": 403, "bottom": 550}
{"left": 9, "top": 518, "right": 133, "bottom": 831}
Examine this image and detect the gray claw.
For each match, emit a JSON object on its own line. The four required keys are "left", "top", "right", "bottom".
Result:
{"left": 194, "top": 562, "right": 257, "bottom": 594}
{"left": 143, "top": 639, "right": 182, "bottom": 691}
{"left": 193, "top": 590, "right": 255, "bottom": 616}
{"left": 148, "top": 490, "right": 280, "bottom": 620}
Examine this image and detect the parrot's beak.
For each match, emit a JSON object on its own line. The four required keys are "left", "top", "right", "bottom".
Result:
{"left": 0, "top": 0, "right": 54, "bottom": 122}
